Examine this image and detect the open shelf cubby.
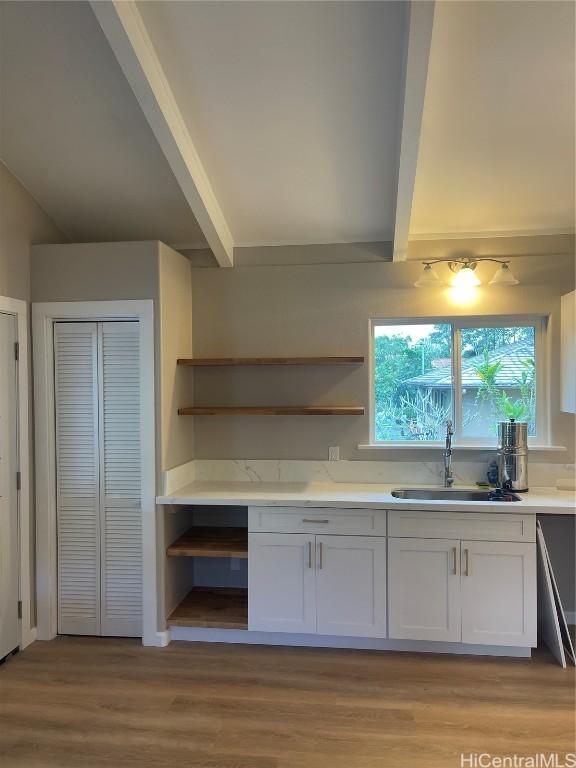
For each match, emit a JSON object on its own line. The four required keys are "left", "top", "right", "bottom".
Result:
{"left": 167, "top": 587, "right": 248, "bottom": 629}
{"left": 167, "top": 526, "right": 248, "bottom": 559}
{"left": 166, "top": 508, "right": 249, "bottom": 631}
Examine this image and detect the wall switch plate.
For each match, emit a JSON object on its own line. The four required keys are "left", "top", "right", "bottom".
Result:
{"left": 328, "top": 446, "right": 340, "bottom": 462}
{"left": 230, "top": 558, "right": 240, "bottom": 572}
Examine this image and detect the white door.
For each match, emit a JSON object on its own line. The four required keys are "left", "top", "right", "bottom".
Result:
{"left": 0, "top": 313, "right": 19, "bottom": 659}
{"left": 316, "top": 535, "right": 387, "bottom": 637}
{"left": 388, "top": 537, "right": 461, "bottom": 642}
{"left": 460, "top": 541, "right": 537, "bottom": 647}
{"left": 55, "top": 322, "right": 100, "bottom": 635}
{"left": 99, "top": 323, "right": 142, "bottom": 637}
{"left": 249, "top": 533, "right": 316, "bottom": 633}
{"left": 55, "top": 321, "right": 142, "bottom": 637}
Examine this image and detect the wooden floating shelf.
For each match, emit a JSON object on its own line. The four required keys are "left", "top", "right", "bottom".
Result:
{"left": 167, "top": 527, "right": 248, "bottom": 559}
{"left": 167, "top": 588, "right": 248, "bottom": 630}
{"left": 177, "top": 356, "right": 364, "bottom": 366}
{"left": 178, "top": 405, "right": 365, "bottom": 416}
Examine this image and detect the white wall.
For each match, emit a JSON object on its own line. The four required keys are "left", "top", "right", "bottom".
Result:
{"left": 0, "top": 162, "right": 64, "bottom": 631}
{"left": 191, "top": 254, "right": 575, "bottom": 464}
{"left": 158, "top": 242, "right": 194, "bottom": 470}
{"left": 0, "top": 161, "right": 64, "bottom": 301}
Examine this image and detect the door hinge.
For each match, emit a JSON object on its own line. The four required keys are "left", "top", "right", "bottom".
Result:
{"left": 17, "top": 601, "right": 22, "bottom": 620}
{"left": 16, "top": 471, "right": 21, "bottom": 491}
{"left": 14, "top": 341, "right": 19, "bottom": 361}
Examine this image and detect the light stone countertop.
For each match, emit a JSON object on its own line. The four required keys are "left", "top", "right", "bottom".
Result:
{"left": 157, "top": 482, "right": 576, "bottom": 515}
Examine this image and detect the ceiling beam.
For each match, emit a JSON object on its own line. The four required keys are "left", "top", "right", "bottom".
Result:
{"left": 392, "top": 1, "right": 436, "bottom": 262}
{"left": 91, "top": 1, "right": 234, "bottom": 267}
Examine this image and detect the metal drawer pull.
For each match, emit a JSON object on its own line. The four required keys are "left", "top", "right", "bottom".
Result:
{"left": 464, "top": 548, "right": 471, "bottom": 576}
{"left": 307, "top": 541, "right": 313, "bottom": 569}
{"left": 318, "top": 542, "right": 324, "bottom": 569}
{"left": 451, "top": 547, "right": 457, "bottom": 575}
{"left": 302, "top": 519, "right": 330, "bottom": 524}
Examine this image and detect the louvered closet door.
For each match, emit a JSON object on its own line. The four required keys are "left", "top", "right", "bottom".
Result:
{"left": 99, "top": 322, "right": 142, "bottom": 637}
{"left": 55, "top": 323, "right": 100, "bottom": 635}
{"left": 55, "top": 321, "right": 142, "bottom": 637}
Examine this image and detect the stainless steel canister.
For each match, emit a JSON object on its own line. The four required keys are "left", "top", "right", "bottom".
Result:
{"left": 497, "top": 421, "right": 529, "bottom": 492}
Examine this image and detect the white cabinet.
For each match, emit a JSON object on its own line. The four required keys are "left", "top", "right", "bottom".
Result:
{"left": 316, "top": 536, "right": 387, "bottom": 637}
{"left": 248, "top": 507, "right": 537, "bottom": 652}
{"left": 460, "top": 541, "right": 536, "bottom": 647}
{"left": 561, "top": 290, "right": 575, "bottom": 413}
{"left": 389, "top": 537, "right": 536, "bottom": 647}
{"left": 388, "top": 538, "right": 461, "bottom": 642}
{"left": 248, "top": 533, "right": 316, "bottom": 633}
{"left": 249, "top": 533, "right": 387, "bottom": 637}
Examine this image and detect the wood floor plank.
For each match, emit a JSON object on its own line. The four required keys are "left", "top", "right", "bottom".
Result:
{"left": 0, "top": 637, "right": 574, "bottom": 768}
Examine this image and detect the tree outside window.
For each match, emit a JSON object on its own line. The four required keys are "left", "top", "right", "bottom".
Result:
{"left": 373, "top": 322, "right": 536, "bottom": 442}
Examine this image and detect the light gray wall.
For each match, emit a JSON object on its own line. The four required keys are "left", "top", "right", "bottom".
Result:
{"left": 0, "top": 162, "right": 64, "bottom": 630}
{"left": 31, "top": 240, "right": 195, "bottom": 473}
{"left": 158, "top": 242, "right": 194, "bottom": 471}
{"left": 31, "top": 241, "right": 159, "bottom": 303}
{"left": 538, "top": 515, "right": 576, "bottom": 619}
{"left": 191, "top": 254, "right": 575, "bottom": 463}
{"left": 0, "top": 162, "right": 64, "bottom": 301}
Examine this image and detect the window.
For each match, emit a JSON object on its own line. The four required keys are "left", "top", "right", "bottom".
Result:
{"left": 371, "top": 318, "right": 544, "bottom": 444}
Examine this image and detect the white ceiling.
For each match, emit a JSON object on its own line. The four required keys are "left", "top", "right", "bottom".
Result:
{"left": 410, "top": 0, "right": 575, "bottom": 238}
{"left": 136, "top": 0, "right": 406, "bottom": 247}
{"left": 0, "top": 1, "right": 206, "bottom": 244}
{"left": 0, "top": 1, "right": 573, "bottom": 259}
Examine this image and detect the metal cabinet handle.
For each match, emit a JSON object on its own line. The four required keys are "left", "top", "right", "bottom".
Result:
{"left": 307, "top": 541, "right": 313, "bottom": 569}
{"left": 318, "top": 542, "right": 324, "bottom": 569}
{"left": 464, "top": 548, "right": 471, "bottom": 576}
{"left": 452, "top": 546, "right": 457, "bottom": 575}
{"left": 302, "top": 519, "right": 329, "bottom": 524}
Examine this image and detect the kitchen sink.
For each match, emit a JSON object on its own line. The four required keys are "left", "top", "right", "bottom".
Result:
{"left": 391, "top": 488, "right": 522, "bottom": 502}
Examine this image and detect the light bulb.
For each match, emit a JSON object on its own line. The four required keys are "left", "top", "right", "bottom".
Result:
{"left": 452, "top": 265, "right": 481, "bottom": 288}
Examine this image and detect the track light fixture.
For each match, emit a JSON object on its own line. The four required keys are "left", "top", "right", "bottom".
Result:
{"left": 414, "top": 257, "right": 519, "bottom": 289}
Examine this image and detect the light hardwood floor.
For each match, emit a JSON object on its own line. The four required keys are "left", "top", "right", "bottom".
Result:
{"left": 0, "top": 637, "right": 574, "bottom": 768}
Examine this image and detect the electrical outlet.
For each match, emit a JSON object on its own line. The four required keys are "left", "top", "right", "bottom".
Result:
{"left": 230, "top": 558, "right": 240, "bottom": 572}
{"left": 328, "top": 446, "right": 340, "bottom": 462}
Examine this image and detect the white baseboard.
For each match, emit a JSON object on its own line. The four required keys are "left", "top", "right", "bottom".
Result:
{"left": 141, "top": 630, "right": 171, "bottom": 647}
{"left": 168, "top": 627, "right": 532, "bottom": 658}
{"left": 20, "top": 626, "right": 37, "bottom": 650}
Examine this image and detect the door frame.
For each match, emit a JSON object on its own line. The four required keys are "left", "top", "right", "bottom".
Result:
{"left": 32, "top": 301, "right": 160, "bottom": 646}
{"left": 0, "top": 296, "right": 32, "bottom": 650}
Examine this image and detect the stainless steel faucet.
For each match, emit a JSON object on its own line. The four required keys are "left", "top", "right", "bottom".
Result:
{"left": 444, "top": 420, "right": 454, "bottom": 487}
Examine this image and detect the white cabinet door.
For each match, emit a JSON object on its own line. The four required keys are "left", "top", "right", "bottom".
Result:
{"left": 388, "top": 538, "right": 461, "bottom": 642}
{"left": 249, "top": 533, "right": 316, "bottom": 633}
{"left": 460, "top": 541, "right": 537, "bottom": 647}
{"left": 316, "top": 536, "right": 387, "bottom": 638}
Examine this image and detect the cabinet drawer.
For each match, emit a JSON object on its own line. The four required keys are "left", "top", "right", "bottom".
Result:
{"left": 248, "top": 506, "right": 387, "bottom": 536}
{"left": 388, "top": 510, "right": 535, "bottom": 543}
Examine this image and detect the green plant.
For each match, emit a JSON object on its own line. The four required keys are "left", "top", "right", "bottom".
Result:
{"left": 496, "top": 392, "right": 529, "bottom": 422}
{"left": 471, "top": 351, "right": 535, "bottom": 433}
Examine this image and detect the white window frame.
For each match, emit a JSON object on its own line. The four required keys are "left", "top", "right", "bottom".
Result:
{"left": 367, "top": 315, "right": 550, "bottom": 449}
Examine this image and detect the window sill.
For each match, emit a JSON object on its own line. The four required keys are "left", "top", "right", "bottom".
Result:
{"left": 357, "top": 443, "right": 567, "bottom": 452}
